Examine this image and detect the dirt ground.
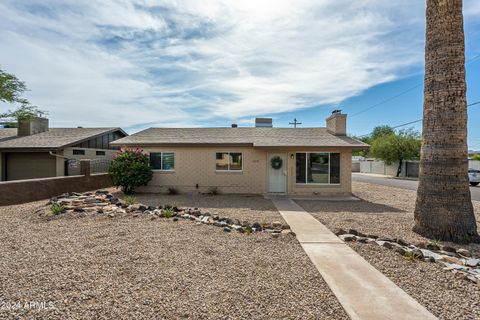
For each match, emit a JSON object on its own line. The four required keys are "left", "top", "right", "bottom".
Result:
{"left": 297, "top": 181, "right": 480, "bottom": 320}
{"left": 0, "top": 195, "right": 346, "bottom": 320}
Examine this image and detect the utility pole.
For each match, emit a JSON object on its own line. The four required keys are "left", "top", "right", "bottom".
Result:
{"left": 289, "top": 118, "right": 302, "bottom": 128}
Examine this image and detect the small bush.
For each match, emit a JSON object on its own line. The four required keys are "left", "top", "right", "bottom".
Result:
{"left": 50, "top": 203, "right": 65, "bottom": 215}
{"left": 108, "top": 147, "right": 153, "bottom": 194}
{"left": 207, "top": 187, "right": 219, "bottom": 195}
{"left": 167, "top": 187, "right": 178, "bottom": 195}
{"left": 124, "top": 195, "right": 137, "bottom": 205}
{"left": 162, "top": 208, "right": 175, "bottom": 218}
{"left": 403, "top": 251, "right": 421, "bottom": 261}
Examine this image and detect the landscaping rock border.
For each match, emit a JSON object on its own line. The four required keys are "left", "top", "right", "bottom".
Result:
{"left": 47, "top": 190, "right": 294, "bottom": 238}
{"left": 335, "top": 228, "right": 480, "bottom": 285}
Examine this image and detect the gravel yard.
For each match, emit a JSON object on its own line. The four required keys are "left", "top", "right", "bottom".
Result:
{"left": 115, "top": 192, "right": 284, "bottom": 224}
{"left": 0, "top": 194, "right": 346, "bottom": 320}
{"left": 297, "top": 181, "right": 480, "bottom": 320}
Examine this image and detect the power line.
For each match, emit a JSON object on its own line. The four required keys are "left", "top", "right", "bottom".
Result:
{"left": 358, "top": 100, "right": 480, "bottom": 137}
{"left": 350, "top": 84, "right": 422, "bottom": 117}
{"left": 349, "top": 53, "right": 480, "bottom": 118}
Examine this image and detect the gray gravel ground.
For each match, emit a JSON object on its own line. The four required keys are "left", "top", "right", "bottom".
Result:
{"left": 0, "top": 197, "right": 347, "bottom": 320}
{"left": 115, "top": 191, "right": 284, "bottom": 224}
{"left": 297, "top": 181, "right": 480, "bottom": 320}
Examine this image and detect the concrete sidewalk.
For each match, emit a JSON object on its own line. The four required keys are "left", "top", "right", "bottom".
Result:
{"left": 272, "top": 197, "right": 437, "bottom": 320}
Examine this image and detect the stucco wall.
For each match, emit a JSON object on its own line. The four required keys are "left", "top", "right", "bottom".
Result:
{"left": 0, "top": 173, "right": 112, "bottom": 206}
{"left": 140, "top": 146, "right": 352, "bottom": 195}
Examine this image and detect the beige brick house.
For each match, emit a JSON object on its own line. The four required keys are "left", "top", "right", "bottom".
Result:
{"left": 112, "top": 112, "right": 368, "bottom": 195}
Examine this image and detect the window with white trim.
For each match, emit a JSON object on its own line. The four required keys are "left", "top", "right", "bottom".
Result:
{"left": 150, "top": 152, "right": 175, "bottom": 171}
{"left": 296, "top": 152, "right": 340, "bottom": 184}
{"left": 215, "top": 152, "right": 242, "bottom": 171}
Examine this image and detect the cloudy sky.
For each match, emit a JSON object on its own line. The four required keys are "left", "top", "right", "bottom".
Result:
{"left": 0, "top": 1, "right": 479, "bottom": 146}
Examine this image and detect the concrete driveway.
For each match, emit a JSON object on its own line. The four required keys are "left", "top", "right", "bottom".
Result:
{"left": 352, "top": 173, "right": 480, "bottom": 201}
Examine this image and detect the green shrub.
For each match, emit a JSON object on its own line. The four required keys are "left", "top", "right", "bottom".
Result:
{"left": 167, "top": 187, "right": 178, "bottom": 195}
{"left": 124, "top": 195, "right": 137, "bottom": 205}
{"left": 50, "top": 203, "right": 65, "bottom": 215}
{"left": 403, "top": 251, "right": 421, "bottom": 261}
{"left": 207, "top": 187, "right": 219, "bottom": 195}
{"left": 162, "top": 208, "right": 175, "bottom": 218}
{"left": 108, "top": 148, "right": 153, "bottom": 194}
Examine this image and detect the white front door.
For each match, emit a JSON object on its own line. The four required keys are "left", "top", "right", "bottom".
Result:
{"left": 268, "top": 153, "right": 287, "bottom": 193}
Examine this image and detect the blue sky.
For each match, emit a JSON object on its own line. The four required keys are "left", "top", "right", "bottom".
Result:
{"left": 0, "top": 1, "right": 479, "bottom": 148}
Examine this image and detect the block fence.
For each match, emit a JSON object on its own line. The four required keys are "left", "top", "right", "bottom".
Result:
{"left": 0, "top": 159, "right": 112, "bottom": 206}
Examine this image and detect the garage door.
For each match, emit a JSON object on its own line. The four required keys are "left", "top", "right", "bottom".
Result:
{"left": 6, "top": 152, "right": 56, "bottom": 181}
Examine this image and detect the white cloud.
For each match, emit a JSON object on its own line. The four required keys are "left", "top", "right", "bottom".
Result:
{"left": 0, "top": 0, "right": 477, "bottom": 130}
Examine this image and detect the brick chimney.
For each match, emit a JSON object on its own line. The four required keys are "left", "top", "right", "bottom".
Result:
{"left": 326, "top": 110, "right": 346, "bottom": 136}
{"left": 18, "top": 116, "right": 49, "bottom": 136}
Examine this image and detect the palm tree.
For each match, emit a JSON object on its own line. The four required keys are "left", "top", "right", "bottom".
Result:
{"left": 414, "top": 0, "right": 479, "bottom": 243}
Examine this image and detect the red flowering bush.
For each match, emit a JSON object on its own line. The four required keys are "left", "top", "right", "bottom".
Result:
{"left": 108, "top": 147, "right": 153, "bottom": 194}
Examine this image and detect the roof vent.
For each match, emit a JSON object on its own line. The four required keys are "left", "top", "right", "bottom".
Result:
{"left": 255, "top": 118, "right": 272, "bottom": 128}
{"left": 231, "top": 123, "right": 238, "bottom": 128}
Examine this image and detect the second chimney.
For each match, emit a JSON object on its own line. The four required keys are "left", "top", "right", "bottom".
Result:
{"left": 326, "top": 111, "right": 346, "bottom": 136}
{"left": 18, "top": 116, "right": 49, "bottom": 136}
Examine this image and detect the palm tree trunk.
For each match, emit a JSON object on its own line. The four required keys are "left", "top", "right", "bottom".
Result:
{"left": 413, "top": 0, "right": 479, "bottom": 243}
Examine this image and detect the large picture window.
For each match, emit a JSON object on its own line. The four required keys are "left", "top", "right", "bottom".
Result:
{"left": 216, "top": 152, "right": 243, "bottom": 171}
{"left": 150, "top": 152, "right": 175, "bottom": 171}
{"left": 296, "top": 152, "right": 340, "bottom": 184}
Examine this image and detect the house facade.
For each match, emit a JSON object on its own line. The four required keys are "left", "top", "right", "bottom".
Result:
{"left": 0, "top": 117, "right": 127, "bottom": 181}
{"left": 112, "top": 112, "right": 368, "bottom": 195}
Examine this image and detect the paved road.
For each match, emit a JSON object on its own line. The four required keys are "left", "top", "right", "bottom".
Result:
{"left": 352, "top": 173, "right": 480, "bottom": 201}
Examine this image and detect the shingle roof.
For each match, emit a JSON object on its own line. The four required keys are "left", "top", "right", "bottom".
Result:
{"left": 0, "top": 128, "right": 126, "bottom": 150}
{"left": 0, "top": 128, "right": 17, "bottom": 142}
{"left": 111, "top": 128, "right": 368, "bottom": 149}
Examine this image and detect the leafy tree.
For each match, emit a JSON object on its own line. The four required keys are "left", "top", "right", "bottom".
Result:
{"left": 471, "top": 154, "right": 480, "bottom": 161}
{"left": 370, "top": 125, "right": 395, "bottom": 141}
{"left": 0, "top": 68, "right": 29, "bottom": 105}
{"left": 1, "top": 68, "right": 46, "bottom": 126}
{"left": 1, "top": 105, "right": 46, "bottom": 122}
{"left": 369, "top": 129, "right": 421, "bottom": 177}
{"left": 108, "top": 148, "right": 153, "bottom": 194}
{"left": 351, "top": 125, "right": 395, "bottom": 157}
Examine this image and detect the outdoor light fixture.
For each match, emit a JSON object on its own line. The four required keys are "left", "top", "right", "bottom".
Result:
{"left": 290, "top": 154, "right": 294, "bottom": 159}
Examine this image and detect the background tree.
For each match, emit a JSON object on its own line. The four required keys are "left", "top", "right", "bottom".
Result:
{"left": 0, "top": 68, "right": 46, "bottom": 127}
{"left": 0, "top": 68, "right": 29, "bottom": 105}
{"left": 414, "top": 0, "right": 478, "bottom": 243}
{"left": 1, "top": 105, "right": 46, "bottom": 123}
{"left": 108, "top": 148, "right": 153, "bottom": 194}
{"left": 352, "top": 125, "right": 398, "bottom": 157}
{"left": 369, "top": 129, "right": 421, "bottom": 176}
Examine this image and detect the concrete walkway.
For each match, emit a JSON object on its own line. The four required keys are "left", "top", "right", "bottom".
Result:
{"left": 272, "top": 197, "right": 437, "bottom": 320}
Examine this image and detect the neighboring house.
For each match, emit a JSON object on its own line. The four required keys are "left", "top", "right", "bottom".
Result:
{"left": 111, "top": 112, "right": 368, "bottom": 195}
{"left": 0, "top": 117, "right": 127, "bottom": 181}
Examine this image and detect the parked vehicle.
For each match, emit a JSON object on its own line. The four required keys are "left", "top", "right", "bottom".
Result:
{"left": 469, "top": 169, "right": 480, "bottom": 186}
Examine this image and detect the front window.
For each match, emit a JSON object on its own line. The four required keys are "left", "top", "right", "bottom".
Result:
{"left": 216, "top": 152, "right": 243, "bottom": 171}
{"left": 296, "top": 152, "right": 341, "bottom": 184}
{"left": 150, "top": 152, "right": 175, "bottom": 171}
